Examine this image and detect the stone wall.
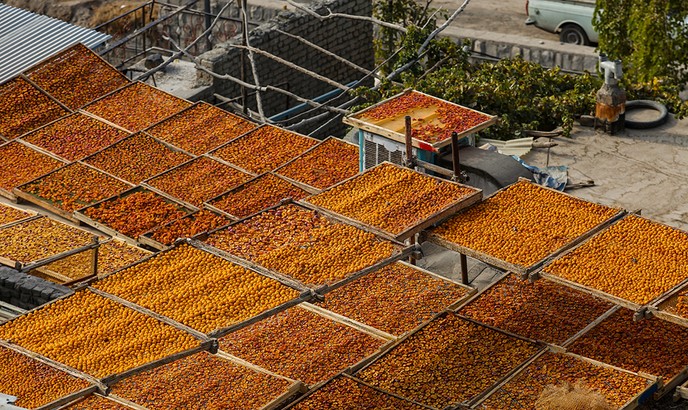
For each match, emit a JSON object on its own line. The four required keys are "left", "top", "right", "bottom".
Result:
{"left": 196, "top": 0, "right": 374, "bottom": 136}
{"left": 0, "top": 267, "right": 72, "bottom": 311}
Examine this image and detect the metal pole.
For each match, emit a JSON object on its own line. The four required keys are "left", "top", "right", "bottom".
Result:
{"left": 405, "top": 115, "right": 413, "bottom": 167}
{"left": 240, "top": 0, "right": 248, "bottom": 115}
{"left": 460, "top": 253, "right": 468, "bottom": 285}
{"left": 408, "top": 235, "right": 417, "bottom": 266}
{"left": 204, "top": 0, "right": 212, "bottom": 50}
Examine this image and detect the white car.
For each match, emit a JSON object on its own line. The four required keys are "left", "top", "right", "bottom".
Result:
{"left": 525, "top": 0, "right": 598, "bottom": 45}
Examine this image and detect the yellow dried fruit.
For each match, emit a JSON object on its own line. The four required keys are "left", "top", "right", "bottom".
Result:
{"left": 432, "top": 180, "right": 619, "bottom": 268}
{"left": 0, "top": 141, "right": 65, "bottom": 192}
{"left": 205, "top": 204, "right": 398, "bottom": 286}
{"left": 0, "top": 203, "right": 32, "bottom": 226}
{"left": 146, "top": 102, "right": 257, "bottom": 155}
{"left": 93, "top": 244, "right": 300, "bottom": 334}
{"left": 543, "top": 215, "right": 688, "bottom": 305}
{"left": 219, "top": 306, "right": 386, "bottom": 385}
{"left": 111, "top": 352, "right": 292, "bottom": 409}
{"left": 356, "top": 313, "right": 540, "bottom": 409}
{"left": 459, "top": 274, "right": 613, "bottom": 345}
{"left": 0, "top": 345, "right": 90, "bottom": 409}
{"left": 479, "top": 352, "right": 650, "bottom": 409}
{"left": 318, "top": 262, "right": 471, "bottom": 336}
{"left": 308, "top": 162, "right": 479, "bottom": 236}
{"left": 277, "top": 137, "right": 359, "bottom": 190}
{"left": 83, "top": 82, "right": 190, "bottom": 132}
{"left": 0, "top": 290, "right": 200, "bottom": 378}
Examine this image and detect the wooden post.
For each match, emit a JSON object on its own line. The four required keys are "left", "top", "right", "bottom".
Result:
{"left": 408, "top": 235, "right": 417, "bottom": 266}
{"left": 451, "top": 131, "right": 461, "bottom": 180}
{"left": 460, "top": 253, "right": 468, "bottom": 285}
{"left": 404, "top": 115, "right": 413, "bottom": 167}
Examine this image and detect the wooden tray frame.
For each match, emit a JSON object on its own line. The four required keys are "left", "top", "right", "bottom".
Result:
{"left": 81, "top": 81, "right": 192, "bottom": 133}
{"left": 426, "top": 178, "right": 626, "bottom": 276}
{"left": 55, "top": 393, "right": 141, "bottom": 410}
{"left": 0, "top": 216, "right": 101, "bottom": 271}
{"left": 87, "top": 238, "right": 312, "bottom": 339}
{"left": 469, "top": 346, "right": 659, "bottom": 410}
{"left": 282, "top": 373, "right": 438, "bottom": 410}
{"left": 31, "top": 238, "right": 114, "bottom": 286}
{"left": 142, "top": 100, "right": 259, "bottom": 154}
{"left": 13, "top": 162, "right": 134, "bottom": 223}
{"left": 535, "top": 214, "right": 688, "bottom": 318}
{"left": 138, "top": 206, "right": 235, "bottom": 251}
{"left": 141, "top": 153, "right": 253, "bottom": 211}
{"left": 0, "top": 139, "right": 69, "bottom": 201}
{"left": 342, "top": 89, "right": 497, "bottom": 152}
{"left": 316, "top": 260, "right": 475, "bottom": 338}
{"left": 274, "top": 136, "right": 360, "bottom": 193}
{"left": 0, "top": 202, "right": 38, "bottom": 228}
{"left": 352, "top": 311, "right": 546, "bottom": 409}
{"left": 73, "top": 185, "right": 196, "bottom": 246}
{"left": 204, "top": 172, "right": 316, "bottom": 220}
{"left": 219, "top": 303, "right": 395, "bottom": 389}
{"left": 197, "top": 199, "right": 413, "bottom": 294}
{"left": 207, "top": 124, "right": 321, "bottom": 175}
{"left": 23, "top": 42, "right": 131, "bottom": 109}
{"left": 303, "top": 161, "right": 483, "bottom": 242}
{"left": 0, "top": 74, "right": 72, "bottom": 141}
{"left": 19, "top": 111, "right": 131, "bottom": 162}
{"left": 0, "top": 340, "right": 103, "bottom": 410}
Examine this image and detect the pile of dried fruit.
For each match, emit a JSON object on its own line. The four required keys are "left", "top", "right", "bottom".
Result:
{"left": 207, "top": 173, "right": 310, "bottom": 219}
{"left": 291, "top": 375, "right": 426, "bottom": 410}
{"left": 318, "top": 262, "right": 470, "bottom": 336}
{"left": 147, "top": 209, "right": 232, "bottom": 246}
{"left": 111, "top": 351, "right": 292, "bottom": 409}
{"left": 211, "top": 125, "right": 318, "bottom": 174}
{"left": 83, "top": 82, "right": 191, "bottom": 132}
{"left": 63, "top": 394, "right": 134, "bottom": 410}
{"left": 146, "top": 156, "right": 251, "bottom": 206}
{"left": 21, "top": 113, "right": 129, "bottom": 161}
{"left": 83, "top": 190, "right": 188, "bottom": 239}
{"left": 35, "top": 240, "right": 151, "bottom": 282}
{"left": 358, "top": 91, "right": 492, "bottom": 144}
{"left": 568, "top": 308, "right": 688, "bottom": 381}
{"left": 668, "top": 290, "right": 688, "bottom": 318}
{"left": 83, "top": 132, "right": 191, "bottom": 184}
{"left": 309, "top": 163, "right": 478, "bottom": 236}
{"left": 25, "top": 44, "right": 130, "bottom": 110}
{"left": 205, "top": 204, "right": 397, "bottom": 286}
{"left": 146, "top": 102, "right": 256, "bottom": 155}
{"left": 0, "top": 203, "right": 32, "bottom": 226}
{"left": 276, "top": 138, "right": 359, "bottom": 190}
{"left": 459, "top": 274, "right": 613, "bottom": 345}
{"left": 356, "top": 313, "right": 540, "bottom": 409}
{"left": 543, "top": 215, "right": 688, "bottom": 305}
{"left": 0, "top": 290, "right": 200, "bottom": 378}
{"left": 219, "top": 306, "right": 385, "bottom": 385}
{"left": 0, "top": 76, "right": 70, "bottom": 140}
{"left": 18, "top": 162, "right": 131, "bottom": 212}
{"left": 431, "top": 180, "right": 619, "bottom": 268}
{"left": 0, "top": 345, "right": 91, "bottom": 409}
{"left": 0, "top": 141, "right": 65, "bottom": 192}
{"left": 479, "top": 352, "right": 650, "bottom": 409}
{"left": 93, "top": 244, "right": 300, "bottom": 334}
{"left": 0, "top": 217, "right": 93, "bottom": 264}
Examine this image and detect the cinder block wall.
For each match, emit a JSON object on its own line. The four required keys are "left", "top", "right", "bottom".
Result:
{"left": 197, "top": 0, "right": 374, "bottom": 125}
{"left": 0, "top": 267, "right": 72, "bottom": 310}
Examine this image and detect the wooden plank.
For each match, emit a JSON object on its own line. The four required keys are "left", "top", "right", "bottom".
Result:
{"left": 88, "top": 286, "right": 212, "bottom": 342}
{"left": 560, "top": 306, "right": 621, "bottom": 348}
{"left": 0, "top": 339, "right": 104, "bottom": 390}
{"left": 138, "top": 206, "right": 232, "bottom": 250}
{"left": 299, "top": 302, "right": 396, "bottom": 341}
{"left": 395, "top": 260, "right": 477, "bottom": 311}
{"left": 76, "top": 109, "right": 133, "bottom": 134}
{"left": 100, "top": 341, "right": 215, "bottom": 386}
{"left": 0, "top": 213, "right": 41, "bottom": 230}
{"left": 35, "top": 385, "right": 99, "bottom": 410}
{"left": 91, "top": 395, "right": 147, "bottom": 410}
{"left": 539, "top": 271, "right": 645, "bottom": 312}
{"left": 676, "top": 384, "right": 688, "bottom": 401}
{"left": 19, "top": 74, "right": 73, "bottom": 114}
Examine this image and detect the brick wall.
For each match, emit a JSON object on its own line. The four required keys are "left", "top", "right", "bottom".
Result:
{"left": 196, "top": 0, "right": 374, "bottom": 137}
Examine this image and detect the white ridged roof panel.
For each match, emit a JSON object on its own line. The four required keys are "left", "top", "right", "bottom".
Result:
{"left": 0, "top": 3, "right": 111, "bottom": 83}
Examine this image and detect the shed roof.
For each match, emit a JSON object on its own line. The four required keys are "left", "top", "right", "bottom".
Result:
{"left": 0, "top": 3, "right": 111, "bottom": 84}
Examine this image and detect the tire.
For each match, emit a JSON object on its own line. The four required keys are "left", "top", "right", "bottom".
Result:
{"left": 559, "top": 24, "right": 589, "bottom": 46}
{"left": 625, "top": 100, "right": 669, "bottom": 129}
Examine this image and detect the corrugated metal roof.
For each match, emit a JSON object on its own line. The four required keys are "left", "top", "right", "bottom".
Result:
{"left": 0, "top": 3, "right": 111, "bottom": 84}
